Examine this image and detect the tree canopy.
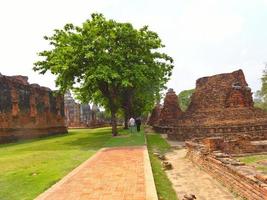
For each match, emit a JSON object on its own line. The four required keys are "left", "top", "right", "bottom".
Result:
{"left": 34, "top": 13, "right": 174, "bottom": 135}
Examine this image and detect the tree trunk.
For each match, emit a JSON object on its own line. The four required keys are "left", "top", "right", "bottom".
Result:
{"left": 98, "top": 82, "right": 118, "bottom": 136}
{"left": 111, "top": 109, "right": 118, "bottom": 136}
{"left": 122, "top": 89, "right": 134, "bottom": 129}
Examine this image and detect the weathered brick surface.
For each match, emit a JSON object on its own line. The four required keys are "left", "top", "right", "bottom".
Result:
{"left": 147, "top": 103, "right": 162, "bottom": 126}
{"left": 157, "top": 88, "right": 183, "bottom": 126}
{"left": 154, "top": 70, "right": 267, "bottom": 141}
{"left": 0, "top": 74, "right": 67, "bottom": 143}
{"left": 202, "top": 136, "right": 267, "bottom": 154}
{"left": 187, "top": 69, "right": 253, "bottom": 111}
{"left": 186, "top": 140, "right": 267, "bottom": 200}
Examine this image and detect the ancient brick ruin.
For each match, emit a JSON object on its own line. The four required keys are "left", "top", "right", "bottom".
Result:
{"left": 64, "top": 92, "right": 109, "bottom": 128}
{"left": 154, "top": 70, "right": 267, "bottom": 141}
{"left": 0, "top": 74, "right": 67, "bottom": 143}
{"left": 150, "top": 69, "right": 267, "bottom": 199}
{"left": 186, "top": 137, "right": 267, "bottom": 200}
{"left": 64, "top": 91, "right": 89, "bottom": 127}
{"left": 147, "top": 103, "right": 162, "bottom": 126}
{"left": 202, "top": 136, "right": 267, "bottom": 155}
{"left": 156, "top": 88, "right": 183, "bottom": 126}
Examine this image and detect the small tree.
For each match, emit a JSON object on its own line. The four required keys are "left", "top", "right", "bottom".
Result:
{"left": 34, "top": 13, "right": 173, "bottom": 136}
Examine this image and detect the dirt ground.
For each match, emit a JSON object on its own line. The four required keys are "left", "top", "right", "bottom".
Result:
{"left": 165, "top": 149, "right": 240, "bottom": 200}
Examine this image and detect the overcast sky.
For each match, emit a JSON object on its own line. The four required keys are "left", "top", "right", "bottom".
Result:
{"left": 0, "top": 0, "right": 267, "bottom": 95}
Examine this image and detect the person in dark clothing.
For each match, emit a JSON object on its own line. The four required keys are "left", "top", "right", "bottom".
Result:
{"left": 135, "top": 117, "right": 141, "bottom": 132}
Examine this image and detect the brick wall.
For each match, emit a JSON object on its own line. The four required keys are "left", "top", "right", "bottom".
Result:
{"left": 186, "top": 141, "right": 267, "bottom": 200}
{"left": 0, "top": 74, "right": 67, "bottom": 143}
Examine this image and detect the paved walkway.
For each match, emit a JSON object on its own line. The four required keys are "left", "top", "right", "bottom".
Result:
{"left": 36, "top": 146, "right": 157, "bottom": 200}
{"left": 165, "top": 149, "right": 240, "bottom": 200}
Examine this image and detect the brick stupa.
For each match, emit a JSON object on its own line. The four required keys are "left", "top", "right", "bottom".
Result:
{"left": 164, "top": 70, "right": 267, "bottom": 140}
{"left": 147, "top": 103, "right": 162, "bottom": 126}
{"left": 157, "top": 88, "right": 183, "bottom": 126}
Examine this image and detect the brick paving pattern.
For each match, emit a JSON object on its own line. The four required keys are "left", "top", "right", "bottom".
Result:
{"left": 36, "top": 147, "right": 151, "bottom": 200}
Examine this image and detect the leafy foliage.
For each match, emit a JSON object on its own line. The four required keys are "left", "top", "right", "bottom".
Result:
{"left": 34, "top": 13, "right": 173, "bottom": 135}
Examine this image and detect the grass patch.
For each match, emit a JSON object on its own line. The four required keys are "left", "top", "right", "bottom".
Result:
{"left": 105, "top": 128, "right": 145, "bottom": 147}
{"left": 238, "top": 154, "right": 267, "bottom": 174}
{"left": 146, "top": 133, "right": 178, "bottom": 200}
{"left": 0, "top": 127, "right": 145, "bottom": 200}
{"left": 238, "top": 155, "right": 267, "bottom": 164}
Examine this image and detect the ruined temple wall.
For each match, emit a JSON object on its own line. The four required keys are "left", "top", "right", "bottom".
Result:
{"left": 202, "top": 137, "right": 267, "bottom": 155}
{"left": 186, "top": 142, "right": 267, "bottom": 200}
{"left": 165, "top": 123, "right": 267, "bottom": 141}
{"left": 0, "top": 74, "right": 67, "bottom": 143}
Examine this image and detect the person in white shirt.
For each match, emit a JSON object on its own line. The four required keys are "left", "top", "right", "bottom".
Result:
{"left": 128, "top": 117, "right": 135, "bottom": 133}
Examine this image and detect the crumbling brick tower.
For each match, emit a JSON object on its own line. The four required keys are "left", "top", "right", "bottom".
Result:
{"left": 157, "top": 88, "right": 183, "bottom": 126}
{"left": 147, "top": 103, "right": 162, "bottom": 126}
{"left": 166, "top": 69, "right": 267, "bottom": 140}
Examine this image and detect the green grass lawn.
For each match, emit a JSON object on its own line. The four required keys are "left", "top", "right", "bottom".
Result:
{"left": 146, "top": 133, "right": 178, "bottom": 200}
{"left": 105, "top": 128, "right": 145, "bottom": 147}
{"left": 0, "top": 127, "right": 145, "bottom": 200}
{"left": 238, "top": 154, "right": 267, "bottom": 174}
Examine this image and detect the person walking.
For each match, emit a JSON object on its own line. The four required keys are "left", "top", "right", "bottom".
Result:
{"left": 128, "top": 117, "right": 135, "bottom": 133}
{"left": 135, "top": 117, "right": 141, "bottom": 132}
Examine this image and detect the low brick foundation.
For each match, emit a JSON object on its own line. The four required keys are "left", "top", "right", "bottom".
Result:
{"left": 0, "top": 127, "right": 67, "bottom": 143}
{"left": 154, "top": 123, "right": 267, "bottom": 141}
{"left": 186, "top": 139, "right": 267, "bottom": 200}
{"left": 202, "top": 136, "right": 267, "bottom": 155}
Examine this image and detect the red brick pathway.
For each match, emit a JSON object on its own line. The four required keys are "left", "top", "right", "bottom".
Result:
{"left": 35, "top": 146, "right": 157, "bottom": 200}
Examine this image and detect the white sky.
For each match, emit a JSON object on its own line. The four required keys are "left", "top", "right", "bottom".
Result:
{"left": 0, "top": 0, "right": 267, "bottom": 95}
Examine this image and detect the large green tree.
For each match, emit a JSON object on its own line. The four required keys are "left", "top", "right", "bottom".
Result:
{"left": 34, "top": 13, "right": 173, "bottom": 136}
